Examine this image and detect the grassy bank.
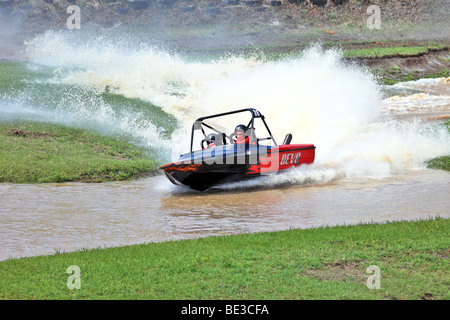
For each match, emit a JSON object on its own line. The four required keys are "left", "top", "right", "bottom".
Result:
{"left": 427, "top": 120, "right": 450, "bottom": 171}
{"left": 343, "top": 44, "right": 447, "bottom": 59}
{"left": 377, "top": 69, "right": 450, "bottom": 85}
{"left": 198, "top": 40, "right": 450, "bottom": 85}
{"left": 0, "top": 121, "right": 157, "bottom": 183}
{"left": 0, "top": 218, "right": 448, "bottom": 300}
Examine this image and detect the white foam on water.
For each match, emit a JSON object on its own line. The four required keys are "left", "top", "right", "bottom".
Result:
{"left": 382, "top": 77, "right": 450, "bottom": 115}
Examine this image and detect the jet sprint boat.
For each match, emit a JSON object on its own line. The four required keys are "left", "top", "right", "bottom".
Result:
{"left": 160, "top": 108, "right": 316, "bottom": 190}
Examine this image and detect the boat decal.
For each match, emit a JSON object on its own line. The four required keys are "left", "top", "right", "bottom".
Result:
{"left": 280, "top": 152, "right": 302, "bottom": 165}
{"left": 160, "top": 163, "right": 202, "bottom": 172}
{"left": 246, "top": 164, "right": 261, "bottom": 174}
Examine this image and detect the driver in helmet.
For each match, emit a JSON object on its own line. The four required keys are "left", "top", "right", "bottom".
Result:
{"left": 234, "top": 124, "right": 256, "bottom": 144}
{"left": 234, "top": 124, "right": 247, "bottom": 144}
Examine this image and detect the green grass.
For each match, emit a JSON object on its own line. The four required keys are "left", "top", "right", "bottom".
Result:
{"left": 0, "top": 61, "right": 178, "bottom": 140}
{"left": 0, "top": 62, "right": 34, "bottom": 95}
{"left": 0, "top": 218, "right": 448, "bottom": 300}
{"left": 427, "top": 156, "right": 450, "bottom": 171}
{"left": 343, "top": 45, "right": 447, "bottom": 59}
{"left": 426, "top": 120, "right": 450, "bottom": 171}
{"left": 100, "top": 92, "right": 178, "bottom": 140}
{"left": 379, "top": 69, "right": 450, "bottom": 85}
{"left": 0, "top": 121, "right": 157, "bottom": 183}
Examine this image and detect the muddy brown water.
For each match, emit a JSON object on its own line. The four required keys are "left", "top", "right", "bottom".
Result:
{"left": 1, "top": 168, "right": 449, "bottom": 261}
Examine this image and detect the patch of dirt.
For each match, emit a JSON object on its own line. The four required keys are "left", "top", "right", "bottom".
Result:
{"left": 7, "top": 128, "right": 54, "bottom": 139}
{"left": 431, "top": 249, "right": 449, "bottom": 260}
{"left": 303, "top": 261, "right": 367, "bottom": 283}
{"left": 27, "top": 132, "right": 55, "bottom": 139}
{"left": 422, "top": 292, "right": 434, "bottom": 300}
{"left": 8, "top": 128, "right": 26, "bottom": 137}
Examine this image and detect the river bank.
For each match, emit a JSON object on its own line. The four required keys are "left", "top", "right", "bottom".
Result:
{"left": 0, "top": 217, "right": 448, "bottom": 299}
{"left": 0, "top": 120, "right": 157, "bottom": 183}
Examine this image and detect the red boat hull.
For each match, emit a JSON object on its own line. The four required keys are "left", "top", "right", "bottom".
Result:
{"left": 160, "top": 144, "right": 315, "bottom": 190}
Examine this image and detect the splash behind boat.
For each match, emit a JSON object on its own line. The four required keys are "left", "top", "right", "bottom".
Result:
{"left": 160, "top": 108, "right": 316, "bottom": 190}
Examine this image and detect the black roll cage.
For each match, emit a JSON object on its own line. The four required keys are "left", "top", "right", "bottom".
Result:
{"left": 190, "top": 108, "right": 277, "bottom": 153}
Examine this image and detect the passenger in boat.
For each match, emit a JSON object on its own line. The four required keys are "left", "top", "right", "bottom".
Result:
{"left": 206, "top": 133, "right": 217, "bottom": 148}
